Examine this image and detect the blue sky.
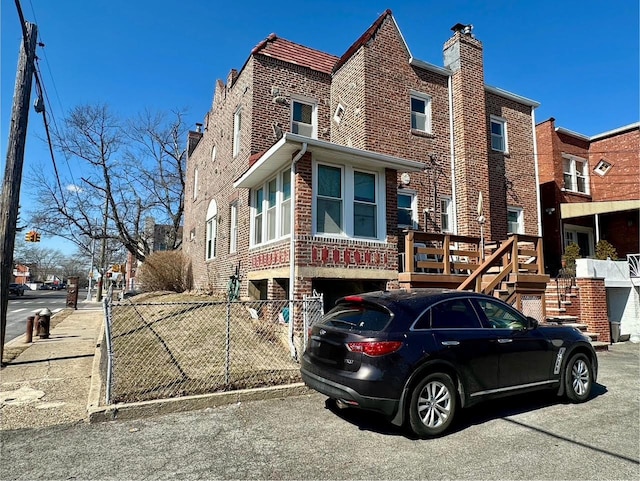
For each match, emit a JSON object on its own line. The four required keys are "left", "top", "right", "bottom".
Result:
{"left": 2, "top": 0, "right": 638, "bottom": 254}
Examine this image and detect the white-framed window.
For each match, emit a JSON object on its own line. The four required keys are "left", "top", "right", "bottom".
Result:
{"left": 564, "top": 224, "right": 594, "bottom": 257}
{"left": 398, "top": 190, "right": 417, "bottom": 228}
{"left": 440, "top": 196, "right": 453, "bottom": 232}
{"left": 490, "top": 115, "right": 508, "bottom": 153}
{"left": 507, "top": 206, "right": 523, "bottom": 234}
{"left": 291, "top": 98, "right": 317, "bottom": 138}
{"left": 193, "top": 168, "right": 199, "bottom": 201}
{"left": 205, "top": 200, "right": 217, "bottom": 260}
{"left": 211, "top": 145, "right": 217, "bottom": 162}
{"left": 250, "top": 167, "right": 292, "bottom": 247}
{"left": 229, "top": 201, "right": 238, "bottom": 253}
{"left": 281, "top": 169, "right": 291, "bottom": 236}
{"left": 594, "top": 159, "right": 611, "bottom": 177}
{"left": 314, "top": 162, "right": 384, "bottom": 240}
{"left": 233, "top": 107, "right": 242, "bottom": 157}
{"left": 410, "top": 92, "right": 432, "bottom": 133}
{"left": 562, "top": 154, "right": 589, "bottom": 194}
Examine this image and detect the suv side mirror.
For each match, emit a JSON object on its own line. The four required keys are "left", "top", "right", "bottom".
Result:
{"left": 526, "top": 316, "right": 539, "bottom": 329}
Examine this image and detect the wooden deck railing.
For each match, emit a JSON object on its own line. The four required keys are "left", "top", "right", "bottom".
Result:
{"left": 402, "top": 231, "right": 482, "bottom": 275}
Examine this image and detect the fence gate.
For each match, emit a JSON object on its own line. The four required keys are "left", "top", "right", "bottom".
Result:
{"left": 303, "top": 291, "right": 324, "bottom": 351}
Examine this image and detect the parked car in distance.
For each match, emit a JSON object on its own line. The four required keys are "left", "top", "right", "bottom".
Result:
{"left": 38, "top": 284, "right": 51, "bottom": 290}
{"left": 301, "top": 289, "right": 598, "bottom": 438}
{"left": 51, "top": 283, "right": 66, "bottom": 290}
{"left": 8, "top": 283, "right": 27, "bottom": 296}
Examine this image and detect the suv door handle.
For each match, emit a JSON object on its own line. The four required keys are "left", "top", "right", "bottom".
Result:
{"left": 441, "top": 341, "right": 460, "bottom": 346}
{"left": 497, "top": 339, "right": 513, "bottom": 343}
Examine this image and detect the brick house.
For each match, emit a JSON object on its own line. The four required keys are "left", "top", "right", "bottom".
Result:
{"left": 536, "top": 119, "right": 640, "bottom": 275}
{"left": 182, "top": 10, "right": 542, "bottom": 307}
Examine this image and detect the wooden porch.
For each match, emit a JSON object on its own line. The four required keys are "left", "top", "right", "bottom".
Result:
{"left": 398, "top": 231, "right": 550, "bottom": 316}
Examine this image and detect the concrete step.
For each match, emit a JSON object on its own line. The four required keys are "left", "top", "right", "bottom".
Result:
{"left": 591, "top": 341, "right": 609, "bottom": 352}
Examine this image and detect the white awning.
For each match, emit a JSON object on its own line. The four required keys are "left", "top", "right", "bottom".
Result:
{"left": 560, "top": 199, "right": 640, "bottom": 219}
{"left": 233, "top": 133, "right": 425, "bottom": 189}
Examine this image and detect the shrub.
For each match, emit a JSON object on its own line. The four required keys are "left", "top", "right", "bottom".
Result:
{"left": 136, "top": 250, "right": 191, "bottom": 293}
{"left": 595, "top": 240, "right": 618, "bottom": 260}
{"left": 562, "top": 242, "right": 581, "bottom": 274}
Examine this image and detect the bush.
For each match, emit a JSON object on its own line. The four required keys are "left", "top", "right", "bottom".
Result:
{"left": 595, "top": 240, "right": 618, "bottom": 260}
{"left": 136, "top": 250, "right": 191, "bottom": 293}
{"left": 562, "top": 242, "right": 581, "bottom": 274}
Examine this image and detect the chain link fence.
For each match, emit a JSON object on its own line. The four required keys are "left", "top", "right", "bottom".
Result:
{"left": 104, "top": 296, "right": 323, "bottom": 404}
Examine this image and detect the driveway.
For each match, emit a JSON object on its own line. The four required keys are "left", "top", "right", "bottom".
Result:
{"left": 1, "top": 342, "right": 638, "bottom": 480}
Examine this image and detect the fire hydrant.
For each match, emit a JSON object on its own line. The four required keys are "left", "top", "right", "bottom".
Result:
{"left": 36, "top": 308, "right": 52, "bottom": 339}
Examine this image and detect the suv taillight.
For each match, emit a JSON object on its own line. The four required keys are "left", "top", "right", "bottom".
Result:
{"left": 346, "top": 341, "right": 403, "bottom": 357}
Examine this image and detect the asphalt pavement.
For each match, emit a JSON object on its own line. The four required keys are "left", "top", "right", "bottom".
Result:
{"left": 0, "top": 300, "right": 638, "bottom": 480}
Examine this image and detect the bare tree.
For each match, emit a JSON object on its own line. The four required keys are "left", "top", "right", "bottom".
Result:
{"left": 27, "top": 104, "right": 187, "bottom": 264}
{"left": 13, "top": 243, "right": 65, "bottom": 283}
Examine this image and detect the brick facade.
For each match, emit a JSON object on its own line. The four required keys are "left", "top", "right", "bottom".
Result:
{"left": 182, "top": 11, "right": 541, "bottom": 306}
{"left": 536, "top": 119, "right": 639, "bottom": 275}
{"left": 575, "top": 278, "right": 610, "bottom": 344}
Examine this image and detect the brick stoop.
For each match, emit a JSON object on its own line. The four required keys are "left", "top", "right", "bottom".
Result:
{"left": 543, "top": 317, "right": 609, "bottom": 352}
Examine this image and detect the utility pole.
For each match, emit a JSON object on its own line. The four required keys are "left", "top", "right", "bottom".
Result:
{"left": 95, "top": 200, "right": 108, "bottom": 302}
{"left": 0, "top": 22, "right": 38, "bottom": 365}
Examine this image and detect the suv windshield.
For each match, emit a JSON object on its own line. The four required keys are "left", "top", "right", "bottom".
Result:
{"left": 320, "top": 301, "right": 391, "bottom": 331}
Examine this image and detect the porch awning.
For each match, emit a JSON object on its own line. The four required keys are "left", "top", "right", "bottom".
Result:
{"left": 560, "top": 199, "right": 640, "bottom": 219}
{"left": 233, "top": 133, "right": 425, "bottom": 189}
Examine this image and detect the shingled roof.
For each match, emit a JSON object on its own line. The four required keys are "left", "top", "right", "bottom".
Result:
{"left": 251, "top": 33, "right": 339, "bottom": 75}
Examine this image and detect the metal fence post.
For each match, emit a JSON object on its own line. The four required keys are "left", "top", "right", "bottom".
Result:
{"left": 103, "top": 297, "right": 113, "bottom": 405}
{"left": 225, "top": 300, "right": 231, "bottom": 385}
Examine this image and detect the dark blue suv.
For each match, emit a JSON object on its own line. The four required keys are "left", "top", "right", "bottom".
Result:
{"left": 301, "top": 289, "right": 597, "bottom": 437}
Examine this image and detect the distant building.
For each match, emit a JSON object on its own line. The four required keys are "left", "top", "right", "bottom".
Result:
{"left": 536, "top": 119, "right": 640, "bottom": 275}
{"left": 182, "top": 10, "right": 542, "bottom": 304}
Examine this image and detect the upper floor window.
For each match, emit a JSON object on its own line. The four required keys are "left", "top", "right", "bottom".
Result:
{"left": 563, "top": 154, "right": 589, "bottom": 194}
{"left": 251, "top": 168, "right": 292, "bottom": 247}
{"left": 233, "top": 108, "right": 242, "bottom": 157}
{"left": 594, "top": 159, "right": 611, "bottom": 177}
{"left": 292, "top": 98, "right": 317, "bottom": 138}
{"left": 440, "top": 196, "right": 453, "bottom": 232}
{"left": 490, "top": 115, "right": 508, "bottom": 153}
{"left": 411, "top": 92, "right": 432, "bottom": 134}
{"left": 206, "top": 200, "right": 217, "bottom": 260}
{"left": 314, "top": 162, "right": 383, "bottom": 240}
{"left": 398, "top": 191, "right": 417, "bottom": 228}
{"left": 507, "top": 207, "right": 523, "bottom": 234}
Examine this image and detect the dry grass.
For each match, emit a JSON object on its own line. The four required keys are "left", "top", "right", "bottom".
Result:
{"left": 108, "top": 292, "right": 301, "bottom": 403}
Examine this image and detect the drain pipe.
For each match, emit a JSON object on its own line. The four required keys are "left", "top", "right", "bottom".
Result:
{"left": 289, "top": 142, "right": 307, "bottom": 360}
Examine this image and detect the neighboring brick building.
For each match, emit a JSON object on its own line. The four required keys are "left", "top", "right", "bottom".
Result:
{"left": 182, "top": 10, "right": 542, "bottom": 305}
{"left": 536, "top": 119, "right": 640, "bottom": 275}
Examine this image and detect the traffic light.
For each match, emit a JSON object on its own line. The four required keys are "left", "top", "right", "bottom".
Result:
{"left": 25, "top": 231, "right": 33, "bottom": 242}
{"left": 34, "top": 232, "right": 41, "bottom": 242}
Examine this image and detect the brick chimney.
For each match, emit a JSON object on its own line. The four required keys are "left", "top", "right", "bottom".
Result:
{"left": 187, "top": 123, "right": 203, "bottom": 158}
{"left": 443, "top": 24, "right": 491, "bottom": 239}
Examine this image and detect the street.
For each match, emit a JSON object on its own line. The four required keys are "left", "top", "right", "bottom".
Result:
{"left": 0, "top": 343, "right": 638, "bottom": 480}
{"left": 4, "top": 289, "right": 72, "bottom": 342}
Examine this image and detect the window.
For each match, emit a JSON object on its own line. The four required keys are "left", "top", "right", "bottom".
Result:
{"left": 193, "top": 168, "right": 199, "bottom": 200}
{"left": 562, "top": 154, "right": 589, "bottom": 194}
{"left": 211, "top": 145, "right": 217, "bottom": 162}
{"left": 440, "top": 196, "right": 452, "bottom": 232}
{"left": 474, "top": 298, "right": 526, "bottom": 329}
{"left": 229, "top": 202, "right": 238, "bottom": 253}
{"left": 281, "top": 169, "right": 291, "bottom": 236}
{"left": 251, "top": 168, "right": 292, "bottom": 247}
{"left": 233, "top": 108, "right": 242, "bottom": 157}
{"left": 594, "top": 159, "right": 611, "bottom": 176}
{"left": 490, "top": 116, "right": 508, "bottom": 152}
{"left": 564, "top": 224, "right": 594, "bottom": 257}
{"left": 411, "top": 93, "right": 432, "bottom": 133}
{"left": 292, "top": 99, "right": 316, "bottom": 138}
{"left": 417, "top": 299, "right": 481, "bottom": 329}
{"left": 507, "top": 207, "right": 523, "bottom": 234}
{"left": 315, "top": 162, "right": 383, "bottom": 239}
{"left": 205, "top": 200, "right": 217, "bottom": 260}
{"left": 398, "top": 191, "right": 417, "bottom": 228}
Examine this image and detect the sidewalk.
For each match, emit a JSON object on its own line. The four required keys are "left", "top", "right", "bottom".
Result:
{"left": 0, "top": 301, "right": 104, "bottom": 431}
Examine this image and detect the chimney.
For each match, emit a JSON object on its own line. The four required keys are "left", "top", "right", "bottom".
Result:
{"left": 443, "top": 23, "right": 491, "bottom": 239}
{"left": 187, "top": 125, "right": 204, "bottom": 158}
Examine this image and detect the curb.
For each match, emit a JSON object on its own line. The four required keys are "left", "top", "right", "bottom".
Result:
{"left": 87, "top": 383, "right": 311, "bottom": 423}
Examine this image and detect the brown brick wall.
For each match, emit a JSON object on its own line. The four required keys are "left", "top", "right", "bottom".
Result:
{"left": 589, "top": 128, "right": 639, "bottom": 202}
{"left": 576, "top": 278, "right": 610, "bottom": 343}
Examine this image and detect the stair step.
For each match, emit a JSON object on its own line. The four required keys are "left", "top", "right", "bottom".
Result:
{"left": 546, "top": 315, "right": 579, "bottom": 322}
{"left": 591, "top": 341, "right": 609, "bottom": 352}
{"left": 584, "top": 331, "right": 599, "bottom": 341}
